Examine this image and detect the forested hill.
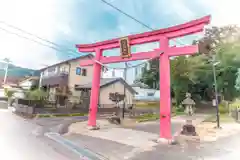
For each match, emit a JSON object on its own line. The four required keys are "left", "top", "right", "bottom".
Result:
{"left": 0, "top": 62, "right": 40, "bottom": 77}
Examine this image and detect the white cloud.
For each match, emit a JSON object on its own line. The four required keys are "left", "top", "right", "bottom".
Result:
{"left": 153, "top": 0, "right": 196, "bottom": 21}
{"left": 198, "top": 0, "right": 240, "bottom": 26}
{"left": 0, "top": 0, "right": 59, "bottom": 69}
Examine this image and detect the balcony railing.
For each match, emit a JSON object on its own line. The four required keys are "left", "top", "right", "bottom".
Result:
{"left": 42, "top": 71, "right": 69, "bottom": 78}
{"left": 41, "top": 72, "right": 68, "bottom": 86}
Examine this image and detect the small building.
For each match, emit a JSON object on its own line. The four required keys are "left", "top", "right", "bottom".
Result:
{"left": 18, "top": 76, "right": 39, "bottom": 90}
{"left": 75, "top": 77, "right": 136, "bottom": 107}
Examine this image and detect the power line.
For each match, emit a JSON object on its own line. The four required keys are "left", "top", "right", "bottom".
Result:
{"left": 100, "top": 0, "right": 185, "bottom": 46}
{"left": 0, "top": 20, "right": 81, "bottom": 57}
{"left": 100, "top": 55, "right": 159, "bottom": 70}
{"left": 0, "top": 26, "right": 79, "bottom": 58}
{"left": 100, "top": 0, "right": 153, "bottom": 31}
{"left": 0, "top": 21, "right": 148, "bottom": 71}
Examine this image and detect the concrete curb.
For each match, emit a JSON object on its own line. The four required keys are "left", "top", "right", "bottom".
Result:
{"left": 35, "top": 113, "right": 87, "bottom": 118}
{"left": 44, "top": 132, "right": 108, "bottom": 160}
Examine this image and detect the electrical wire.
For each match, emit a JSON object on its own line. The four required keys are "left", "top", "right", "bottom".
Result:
{"left": 0, "top": 21, "right": 155, "bottom": 71}
{"left": 98, "top": 55, "right": 160, "bottom": 70}
{"left": 96, "top": 0, "right": 189, "bottom": 71}
{"left": 0, "top": 26, "right": 79, "bottom": 58}
{"left": 100, "top": 0, "right": 185, "bottom": 46}
{"left": 0, "top": 21, "right": 81, "bottom": 57}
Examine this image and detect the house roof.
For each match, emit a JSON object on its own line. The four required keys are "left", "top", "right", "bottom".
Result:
{"left": 75, "top": 77, "right": 136, "bottom": 94}
{"left": 39, "top": 54, "right": 94, "bottom": 71}
{"left": 131, "top": 82, "right": 150, "bottom": 89}
{"left": 19, "top": 76, "right": 39, "bottom": 83}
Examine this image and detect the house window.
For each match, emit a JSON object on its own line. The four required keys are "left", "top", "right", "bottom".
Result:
{"left": 135, "top": 68, "right": 138, "bottom": 77}
{"left": 147, "top": 92, "right": 154, "bottom": 96}
{"left": 76, "top": 67, "right": 87, "bottom": 76}
{"left": 48, "top": 67, "right": 56, "bottom": 72}
{"left": 60, "top": 66, "right": 67, "bottom": 73}
{"left": 76, "top": 67, "right": 81, "bottom": 75}
{"left": 82, "top": 68, "right": 87, "bottom": 76}
{"left": 47, "top": 67, "right": 57, "bottom": 76}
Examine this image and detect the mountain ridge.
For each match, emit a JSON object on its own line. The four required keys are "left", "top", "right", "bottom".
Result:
{"left": 0, "top": 62, "right": 40, "bottom": 78}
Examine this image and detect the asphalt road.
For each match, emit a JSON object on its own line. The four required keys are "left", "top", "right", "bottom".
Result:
{"left": 125, "top": 121, "right": 183, "bottom": 135}
{"left": 0, "top": 102, "right": 81, "bottom": 160}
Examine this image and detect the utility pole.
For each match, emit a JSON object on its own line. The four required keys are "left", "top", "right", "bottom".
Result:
{"left": 212, "top": 55, "right": 220, "bottom": 128}
{"left": 39, "top": 64, "right": 49, "bottom": 89}
{"left": 3, "top": 58, "right": 11, "bottom": 85}
{"left": 122, "top": 62, "right": 127, "bottom": 119}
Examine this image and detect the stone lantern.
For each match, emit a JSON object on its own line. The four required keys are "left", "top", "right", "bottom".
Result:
{"left": 181, "top": 92, "right": 195, "bottom": 116}
{"left": 179, "top": 92, "right": 197, "bottom": 136}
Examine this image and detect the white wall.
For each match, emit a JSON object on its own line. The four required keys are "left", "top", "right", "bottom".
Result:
{"left": 133, "top": 87, "right": 160, "bottom": 101}
{"left": 0, "top": 89, "right": 5, "bottom": 97}
{"left": 19, "top": 80, "right": 33, "bottom": 90}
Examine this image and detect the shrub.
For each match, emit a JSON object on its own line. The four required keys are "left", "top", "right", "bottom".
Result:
{"left": 26, "top": 89, "right": 47, "bottom": 100}
{"left": 176, "top": 105, "right": 185, "bottom": 112}
{"left": 218, "top": 103, "right": 228, "bottom": 114}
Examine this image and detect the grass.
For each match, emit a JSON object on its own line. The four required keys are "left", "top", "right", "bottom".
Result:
{"left": 135, "top": 113, "right": 159, "bottom": 122}
{"left": 204, "top": 114, "right": 235, "bottom": 123}
{"left": 35, "top": 112, "right": 88, "bottom": 118}
{"left": 135, "top": 111, "right": 185, "bottom": 122}
{"left": 134, "top": 101, "right": 159, "bottom": 108}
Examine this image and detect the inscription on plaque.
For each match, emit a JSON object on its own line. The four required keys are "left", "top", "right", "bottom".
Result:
{"left": 120, "top": 37, "right": 131, "bottom": 58}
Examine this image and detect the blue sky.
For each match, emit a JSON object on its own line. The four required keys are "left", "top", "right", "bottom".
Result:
{"left": 0, "top": 0, "right": 239, "bottom": 70}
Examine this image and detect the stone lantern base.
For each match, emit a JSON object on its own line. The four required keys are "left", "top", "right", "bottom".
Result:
{"left": 180, "top": 119, "right": 197, "bottom": 136}
{"left": 172, "top": 119, "right": 200, "bottom": 144}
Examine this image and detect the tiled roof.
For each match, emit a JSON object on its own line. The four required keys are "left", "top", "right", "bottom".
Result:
{"left": 39, "top": 54, "right": 94, "bottom": 71}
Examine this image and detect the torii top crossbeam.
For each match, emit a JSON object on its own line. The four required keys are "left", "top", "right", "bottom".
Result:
{"left": 76, "top": 15, "right": 210, "bottom": 66}
{"left": 77, "top": 15, "right": 210, "bottom": 51}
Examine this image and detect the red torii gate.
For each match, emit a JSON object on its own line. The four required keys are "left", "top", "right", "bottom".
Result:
{"left": 76, "top": 15, "right": 211, "bottom": 140}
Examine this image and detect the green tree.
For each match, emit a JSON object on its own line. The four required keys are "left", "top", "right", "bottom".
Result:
{"left": 139, "top": 25, "right": 240, "bottom": 104}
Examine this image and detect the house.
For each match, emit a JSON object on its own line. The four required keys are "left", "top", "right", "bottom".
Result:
{"left": 75, "top": 77, "right": 136, "bottom": 107}
{"left": 39, "top": 55, "right": 136, "bottom": 107}
{"left": 18, "top": 76, "right": 39, "bottom": 90}
{"left": 39, "top": 54, "right": 94, "bottom": 105}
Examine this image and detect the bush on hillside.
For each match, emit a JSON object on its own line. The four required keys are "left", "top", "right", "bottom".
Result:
{"left": 4, "top": 88, "right": 15, "bottom": 98}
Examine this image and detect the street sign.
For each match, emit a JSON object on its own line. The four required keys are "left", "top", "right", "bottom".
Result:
{"left": 119, "top": 37, "right": 131, "bottom": 58}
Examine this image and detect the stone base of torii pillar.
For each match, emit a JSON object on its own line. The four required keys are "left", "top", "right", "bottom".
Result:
{"left": 87, "top": 125, "right": 100, "bottom": 130}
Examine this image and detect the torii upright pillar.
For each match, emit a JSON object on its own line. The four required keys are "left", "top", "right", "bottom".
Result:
{"left": 76, "top": 15, "right": 211, "bottom": 140}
